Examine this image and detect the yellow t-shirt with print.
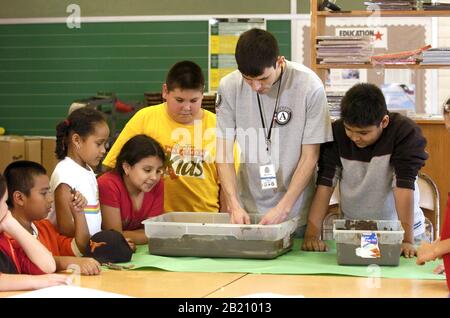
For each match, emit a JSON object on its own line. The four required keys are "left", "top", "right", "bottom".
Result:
{"left": 103, "top": 103, "right": 220, "bottom": 212}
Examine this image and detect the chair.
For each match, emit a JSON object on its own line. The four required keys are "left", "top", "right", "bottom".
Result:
{"left": 321, "top": 186, "right": 340, "bottom": 241}
{"left": 417, "top": 172, "right": 440, "bottom": 242}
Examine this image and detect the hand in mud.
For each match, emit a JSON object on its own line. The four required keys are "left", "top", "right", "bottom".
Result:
{"left": 259, "top": 206, "right": 288, "bottom": 225}
{"left": 230, "top": 206, "right": 250, "bottom": 224}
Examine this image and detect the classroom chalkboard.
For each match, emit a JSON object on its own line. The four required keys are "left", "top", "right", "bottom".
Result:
{"left": 0, "top": 20, "right": 290, "bottom": 136}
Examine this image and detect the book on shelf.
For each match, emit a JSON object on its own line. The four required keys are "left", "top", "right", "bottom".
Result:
{"left": 316, "top": 36, "right": 372, "bottom": 41}
{"left": 317, "top": 41, "right": 372, "bottom": 47}
{"left": 423, "top": 2, "right": 450, "bottom": 10}
{"left": 370, "top": 44, "right": 431, "bottom": 64}
{"left": 372, "top": 58, "right": 420, "bottom": 65}
{"left": 422, "top": 47, "right": 450, "bottom": 63}
{"left": 316, "top": 36, "right": 373, "bottom": 65}
{"left": 364, "top": 0, "right": 417, "bottom": 10}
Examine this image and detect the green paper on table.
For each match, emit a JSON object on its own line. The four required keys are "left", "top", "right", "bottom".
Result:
{"left": 117, "top": 240, "right": 445, "bottom": 280}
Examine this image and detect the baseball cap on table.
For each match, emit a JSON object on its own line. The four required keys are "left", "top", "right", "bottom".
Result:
{"left": 85, "top": 230, "right": 133, "bottom": 263}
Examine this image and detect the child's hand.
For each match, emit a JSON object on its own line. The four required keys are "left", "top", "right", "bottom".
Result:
{"left": 401, "top": 242, "right": 417, "bottom": 258}
{"left": 70, "top": 189, "right": 87, "bottom": 215}
{"left": 302, "top": 236, "right": 329, "bottom": 252}
{"left": 433, "top": 264, "right": 445, "bottom": 274}
{"left": 76, "top": 257, "right": 102, "bottom": 275}
{"left": 126, "top": 238, "right": 137, "bottom": 252}
{"left": 31, "top": 274, "right": 71, "bottom": 290}
{"left": 416, "top": 238, "right": 440, "bottom": 265}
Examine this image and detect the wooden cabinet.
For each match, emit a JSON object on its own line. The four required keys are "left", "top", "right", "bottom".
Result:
{"left": 417, "top": 119, "right": 450, "bottom": 227}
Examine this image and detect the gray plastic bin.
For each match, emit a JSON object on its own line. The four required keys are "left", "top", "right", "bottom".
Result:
{"left": 333, "top": 219, "right": 404, "bottom": 266}
{"left": 142, "top": 212, "right": 299, "bottom": 259}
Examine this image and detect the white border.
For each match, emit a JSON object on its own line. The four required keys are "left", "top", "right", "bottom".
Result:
{"left": 0, "top": 14, "right": 299, "bottom": 25}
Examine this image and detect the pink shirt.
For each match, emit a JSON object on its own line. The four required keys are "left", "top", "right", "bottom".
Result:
{"left": 98, "top": 171, "right": 164, "bottom": 231}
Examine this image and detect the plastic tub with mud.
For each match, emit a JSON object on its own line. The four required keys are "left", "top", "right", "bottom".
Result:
{"left": 333, "top": 219, "right": 404, "bottom": 266}
{"left": 142, "top": 212, "right": 299, "bottom": 259}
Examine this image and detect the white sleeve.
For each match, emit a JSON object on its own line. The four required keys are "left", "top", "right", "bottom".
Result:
{"left": 50, "top": 162, "right": 76, "bottom": 192}
{"left": 303, "top": 86, "right": 333, "bottom": 144}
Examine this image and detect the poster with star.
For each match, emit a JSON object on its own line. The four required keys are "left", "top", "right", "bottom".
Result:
{"left": 335, "top": 27, "right": 388, "bottom": 49}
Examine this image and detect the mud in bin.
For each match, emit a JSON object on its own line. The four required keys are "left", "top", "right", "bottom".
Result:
{"left": 142, "top": 212, "right": 299, "bottom": 259}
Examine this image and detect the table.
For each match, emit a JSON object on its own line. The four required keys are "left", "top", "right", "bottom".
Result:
{"left": 1, "top": 270, "right": 448, "bottom": 298}
{"left": 207, "top": 274, "right": 449, "bottom": 298}
{"left": 0, "top": 270, "right": 245, "bottom": 298}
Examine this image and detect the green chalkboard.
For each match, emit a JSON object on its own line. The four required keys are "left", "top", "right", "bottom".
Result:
{"left": 0, "top": 20, "right": 290, "bottom": 135}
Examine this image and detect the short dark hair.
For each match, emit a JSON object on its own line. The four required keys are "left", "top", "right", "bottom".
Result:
{"left": 55, "top": 107, "right": 107, "bottom": 160}
{"left": 115, "top": 135, "right": 166, "bottom": 176}
{"left": 166, "top": 61, "right": 205, "bottom": 92}
{"left": 3, "top": 160, "right": 47, "bottom": 208}
{"left": 235, "top": 28, "right": 279, "bottom": 77}
{"left": 341, "top": 83, "right": 388, "bottom": 127}
{"left": 0, "top": 174, "right": 6, "bottom": 201}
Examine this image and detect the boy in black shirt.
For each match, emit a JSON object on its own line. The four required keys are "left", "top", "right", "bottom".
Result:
{"left": 303, "top": 83, "right": 428, "bottom": 257}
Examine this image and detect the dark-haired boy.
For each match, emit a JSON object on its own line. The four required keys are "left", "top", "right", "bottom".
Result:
{"left": 302, "top": 83, "right": 428, "bottom": 257}
{"left": 103, "top": 61, "right": 225, "bottom": 213}
{"left": 4, "top": 160, "right": 101, "bottom": 275}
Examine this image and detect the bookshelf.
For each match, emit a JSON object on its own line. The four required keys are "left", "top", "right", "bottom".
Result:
{"left": 310, "top": 0, "right": 450, "bottom": 82}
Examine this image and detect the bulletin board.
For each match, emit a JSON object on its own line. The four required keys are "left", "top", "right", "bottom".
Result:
{"left": 209, "top": 18, "right": 265, "bottom": 91}
{"left": 301, "top": 22, "right": 430, "bottom": 113}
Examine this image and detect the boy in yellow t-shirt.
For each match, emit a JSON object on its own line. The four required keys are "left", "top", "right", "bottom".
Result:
{"left": 103, "top": 61, "right": 223, "bottom": 212}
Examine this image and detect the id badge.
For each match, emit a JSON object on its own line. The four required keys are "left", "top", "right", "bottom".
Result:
{"left": 259, "top": 164, "right": 277, "bottom": 190}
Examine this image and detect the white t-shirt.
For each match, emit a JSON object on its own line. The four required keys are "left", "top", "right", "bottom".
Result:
{"left": 216, "top": 61, "right": 333, "bottom": 226}
{"left": 48, "top": 157, "right": 102, "bottom": 236}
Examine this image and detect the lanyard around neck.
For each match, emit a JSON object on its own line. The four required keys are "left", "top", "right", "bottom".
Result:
{"left": 256, "top": 67, "right": 283, "bottom": 152}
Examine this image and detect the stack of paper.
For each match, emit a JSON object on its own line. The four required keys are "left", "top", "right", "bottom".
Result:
{"left": 10, "top": 285, "right": 131, "bottom": 298}
{"left": 421, "top": 47, "right": 450, "bottom": 64}
{"left": 364, "top": 0, "right": 417, "bottom": 11}
{"left": 326, "top": 91, "right": 346, "bottom": 118}
{"left": 316, "top": 36, "right": 373, "bottom": 65}
{"left": 423, "top": 2, "right": 450, "bottom": 10}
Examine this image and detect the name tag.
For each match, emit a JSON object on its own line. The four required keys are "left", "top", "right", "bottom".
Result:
{"left": 259, "top": 164, "right": 277, "bottom": 190}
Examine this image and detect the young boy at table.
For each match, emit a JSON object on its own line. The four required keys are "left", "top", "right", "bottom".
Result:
{"left": 0, "top": 172, "right": 71, "bottom": 291}
{"left": 303, "top": 83, "right": 428, "bottom": 258}
{"left": 4, "top": 160, "right": 101, "bottom": 275}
